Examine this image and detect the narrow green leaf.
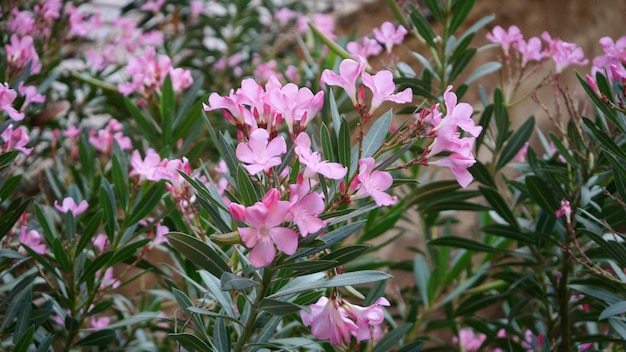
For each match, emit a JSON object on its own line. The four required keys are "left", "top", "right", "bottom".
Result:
{"left": 423, "top": 0, "right": 444, "bottom": 24}
{"left": 496, "top": 116, "right": 534, "bottom": 170}
{"left": 319, "top": 245, "right": 370, "bottom": 266}
{"left": 259, "top": 299, "right": 307, "bottom": 316}
{"left": 338, "top": 118, "right": 351, "bottom": 170}
{"left": 125, "top": 98, "right": 158, "bottom": 143}
{"left": 409, "top": 7, "right": 437, "bottom": 48}
{"left": 576, "top": 72, "right": 618, "bottom": 125}
{"left": 220, "top": 272, "right": 260, "bottom": 291}
{"left": 171, "top": 289, "right": 208, "bottom": 339}
{"left": 76, "top": 329, "right": 115, "bottom": 346}
{"left": 0, "top": 175, "right": 21, "bottom": 201}
{"left": 276, "top": 260, "right": 340, "bottom": 275}
{"left": 329, "top": 90, "right": 342, "bottom": 138}
{"left": 99, "top": 180, "right": 116, "bottom": 239}
{"left": 583, "top": 117, "right": 626, "bottom": 160}
{"left": 429, "top": 236, "right": 505, "bottom": 253}
{"left": 170, "top": 333, "right": 213, "bottom": 352}
{"left": 468, "top": 161, "right": 496, "bottom": 188}
{"left": 84, "top": 312, "right": 159, "bottom": 331}
{"left": 464, "top": 61, "right": 501, "bottom": 85}
{"left": 160, "top": 74, "right": 175, "bottom": 147}
{"left": 77, "top": 210, "right": 103, "bottom": 254}
{"left": 52, "top": 239, "right": 71, "bottom": 273}
{"left": 269, "top": 270, "right": 392, "bottom": 298}
{"left": 494, "top": 88, "right": 509, "bottom": 150}
{"left": 236, "top": 166, "right": 257, "bottom": 206}
{"left": 126, "top": 181, "right": 166, "bottom": 226}
{"left": 362, "top": 109, "right": 392, "bottom": 159}
{"left": 525, "top": 175, "right": 560, "bottom": 214}
{"left": 599, "top": 301, "right": 626, "bottom": 320}
{"left": 320, "top": 123, "right": 336, "bottom": 163}
{"left": 413, "top": 254, "right": 430, "bottom": 308}
{"left": 548, "top": 132, "right": 579, "bottom": 167}
{"left": 309, "top": 23, "right": 351, "bottom": 60}
{"left": 13, "top": 289, "right": 32, "bottom": 345}
{"left": 408, "top": 180, "right": 460, "bottom": 206}
{"left": 449, "top": 0, "right": 476, "bottom": 34}
{"left": 213, "top": 318, "right": 229, "bottom": 352}
{"left": 111, "top": 150, "right": 129, "bottom": 212}
{"left": 479, "top": 186, "right": 518, "bottom": 228}
{"left": 288, "top": 220, "right": 366, "bottom": 260}
{"left": 166, "top": 232, "right": 231, "bottom": 277}
{"left": 372, "top": 324, "right": 414, "bottom": 352}
{"left": 482, "top": 224, "right": 534, "bottom": 244}
{"left": 604, "top": 150, "right": 626, "bottom": 202}
{"left": 12, "top": 325, "right": 34, "bottom": 352}
{"left": 449, "top": 48, "right": 476, "bottom": 82}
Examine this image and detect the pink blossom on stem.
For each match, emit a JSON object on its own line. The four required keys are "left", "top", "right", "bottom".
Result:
{"left": 93, "top": 234, "right": 109, "bottom": 254}
{"left": 361, "top": 70, "right": 412, "bottom": 113}
{"left": 452, "top": 328, "right": 486, "bottom": 351}
{"left": 90, "top": 316, "right": 111, "bottom": 329}
{"left": 18, "top": 82, "right": 45, "bottom": 109}
{"left": 353, "top": 157, "right": 397, "bottom": 206}
{"left": 237, "top": 189, "right": 299, "bottom": 267}
{"left": 288, "top": 177, "right": 325, "bottom": 236}
{"left": 486, "top": 25, "right": 523, "bottom": 57}
{"left": 99, "top": 267, "right": 120, "bottom": 289}
{"left": 141, "top": 0, "right": 165, "bottom": 13}
{"left": 373, "top": 21, "right": 408, "bottom": 53}
{"left": 300, "top": 295, "right": 389, "bottom": 345}
{"left": 236, "top": 128, "right": 286, "bottom": 175}
{"left": 8, "top": 9, "right": 35, "bottom": 36}
{"left": 320, "top": 58, "right": 367, "bottom": 105}
{"left": 555, "top": 200, "right": 572, "bottom": 220}
{"left": 54, "top": 197, "right": 88, "bottom": 216}
{"left": 19, "top": 228, "right": 46, "bottom": 255}
{"left": 514, "top": 37, "right": 545, "bottom": 67}
{"left": 1, "top": 124, "right": 31, "bottom": 155}
{"left": 0, "top": 83, "right": 25, "bottom": 121}
{"left": 130, "top": 148, "right": 164, "bottom": 182}
{"left": 294, "top": 132, "right": 347, "bottom": 180}
{"left": 267, "top": 83, "right": 324, "bottom": 133}
{"left": 274, "top": 8, "right": 296, "bottom": 26}
{"left": 592, "top": 36, "right": 626, "bottom": 77}
{"left": 88, "top": 119, "right": 132, "bottom": 153}
{"left": 541, "top": 32, "right": 589, "bottom": 74}
{"left": 431, "top": 145, "right": 476, "bottom": 188}
{"left": 347, "top": 37, "right": 383, "bottom": 59}
{"left": 5, "top": 34, "right": 41, "bottom": 74}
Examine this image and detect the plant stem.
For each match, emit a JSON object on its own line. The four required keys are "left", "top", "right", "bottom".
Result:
{"left": 233, "top": 267, "right": 273, "bottom": 352}
{"left": 557, "top": 253, "right": 572, "bottom": 352}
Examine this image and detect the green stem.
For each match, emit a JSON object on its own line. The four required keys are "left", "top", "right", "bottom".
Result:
{"left": 233, "top": 267, "right": 273, "bottom": 352}
{"left": 557, "top": 254, "right": 572, "bottom": 351}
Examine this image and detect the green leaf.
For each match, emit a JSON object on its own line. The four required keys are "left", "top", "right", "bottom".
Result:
{"left": 85, "top": 312, "right": 159, "bottom": 330}
{"left": 429, "top": 236, "right": 506, "bottom": 253}
{"left": 34, "top": 203, "right": 55, "bottom": 244}
{"left": 236, "top": 166, "right": 258, "bottom": 206}
{"left": 160, "top": 74, "right": 175, "bottom": 147}
{"left": 125, "top": 99, "right": 158, "bottom": 143}
{"left": 0, "top": 175, "right": 21, "bottom": 201}
{"left": 372, "top": 324, "right": 413, "bottom": 352}
{"left": 0, "top": 151, "right": 18, "bottom": 171}
{"left": 329, "top": 90, "right": 342, "bottom": 138}
{"left": 494, "top": 88, "right": 510, "bottom": 150}
{"left": 0, "top": 197, "right": 31, "bottom": 238}
{"left": 276, "top": 260, "right": 339, "bottom": 275}
{"left": 338, "top": 118, "right": 351, "bottom": 170}
{"left": 309, "top": 23, "right": 351, "bottom": 60}
{"left": 111, "top": 149, "right": 129, "bottom": 212}
{"left": 171, "top": 289, "right": 208, "bottom": 339}
{"left": 455, "top": 292, "right": 504, "bottom": 317}
{"left": 423, "top": 0, "right": 444, "bottom": 24}
{"left": 410, "top": 6, "right": 437, "bottom": 48}
{"left": 259, "top": 299, "right": 307, "bottom": 316}
{"left": 464, "top": 61, "right": 501, "bottom": 86}
{"left": 174, "top": 75, "right": 204, "bottom": 129}
{"left": 496, "top": 116, "right": 534, "bottom": 169}
{"left": 468, "top": 161, "right": 496, "bottom": 188}
{"left": 482, "top": 224, "right": 534, "bottom": 244}
{"left": 449, "top": 48, "right": 476, "bottom": 82}
{"left": 166, "top": 232, "right": 231, "bottom": 278}
{"left": 269, "top": 270, "right": 392, "bottom": 298}
{"left": 220, "top": 272, "right": 260, "bottom": 291}
{"left": 548, "top": 132, "right": 579, "bottom": 167}
{"left": 408, "top": 180, "right": 461, "bottom": 206}
{"left": 52, "top": 239, "right": 71, "bottom": 273}
{"left": 288, "top": 220, "right": 366, "bottom": 259}
{"left": 99, "top": 180, "right": 117, "bottom": 239}
{"left": 213, "top": 318, "right": 229, "bottom": 352}
{"left": 413, "top": 254, "right": 431, "bottom": 308}
{"left": 449, "top": 0, "right": 476, "bottom": 34}
{"left": 77, "top": 210, "right": 103, "bottom": 254}
{"left": 599, "top": 301, "right": 626, "bottom": 320}
{"left": 13, "top": 288, "right": 32, "bottom": 345}
{"left": 75, "top": 329, "right": 115, "bottom": 346}
{"left": 319, "top": 245, "right": 370, "bottom": 266}
{"left": 320, "top": 123, "right": 336, "bottom": 163}
{"left": 479, "top": 186, "right": 518, "bottom": 228}
{"left": 576, "top": 72, "right": 618, "bottom": 125}
{"left": 126, "top": 181, "right": 166, "bottom": 226}
{"left": 604, "top": 150, "right": 626, "bottom": 202}
{"left": 170, "top": 333, "right": 213, "bottom": 352}
{"left": 583, "top": 117, "right": 626, "bottom": 160}
{"left": 12, "top": 325, "right": 34, "bottom": 352}
{"left": 525, "top": 175, "right": 560, "bottom": 214}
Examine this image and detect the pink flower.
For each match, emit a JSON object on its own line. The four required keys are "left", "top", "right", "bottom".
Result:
{"left": 347, "top": 37, "right": 383, "bottom": 59}
{"left": 592, "top": 36, "right": 626, "bottom": 77}
{"left": 294, "top": 132, "right": 347, "bottom": 180}
{"left": 119, "top": 47, "right": 192, "bottom": 96}
{"left": 5, "top": 34, "right": 41, "bottom": 74}
{"left": 90, "top": 316, "right": 111, "bottom": 329}
{"left": 8, "top": 9, "right": 35, "bottom": 36}
{"left": 99, "top": 267, "right": 120, "bottom": 289}
{"left": 373, "top": 21, "right": 408, "bottom": 53}
{"left": 284, "top": 65, "right": 301, "bottom": 84}
{"left": 321, "top": 58, "right": 367, "bottom": 105}
{"left": 555, "top": 200, "right": 572, "bottom": 220}
{"left": 515, "top": 142, "right": 529, "bottom": 162}
{"left": 486, "top": 25, "right": 523, "bottom": 57}
{"left": 88, "top": 119, "right": 132, "bottom": 153}
{"left": 131, "top": 148, "right": 164, "bottom": 182}
{"left": 514, "top": 37, "right": 545, "bottom": 67}
{"left": 189, "top": 1, "right": 207, "bottom": 21}
{"left": 361, "top": 70, "right": 412, "bottom": 113}
{"left": 18, "top": 82, "right": 45, "bottom": 109}
{"left": 541, "top": 32, "right": 588, "bottom": 74}
{"left": 253, "top": 60, "right": 280, "bottom": 83}
{"left": 274, "top": 8, "right": 296, "bottom": 26}
{"left": 431, "top": 147, "right": 476, "bottom": 188}
{"left": 40, "top": 0, "right": 63, "bottom": 21}
{"left": 236, "top": 128, "right": 286, "bottom": 175}
{"left": 63, "top": 125, "right": 82, "bottom": 138}
{"left": 141, "top": 0, "right": 165, "bottom": 13}
{"left": 288, "top": 177, "right": 325, "bottom": 236}
{"left": 236, "top": 189, "right": 299, "bottom": 267}
{"left": 1, "top": 124, "right": 31, "bottom": 155}
{"left": 93, "top": 234, "right": 109, "bottom": 254}
{"left": 353, "top": 157, "right": 397, "bottom": 206}
{"left": 452, "top": 328, "right": 486, "bottom": 351}
{"left": 300, "top": 295, "right": 389, "bottom": 345}
{"left": 19, "top": 228, "right": 46, "bottom": 255}
{"left": 0, "top": 83, "right": 24, "bottom": 121}
{"left": 267, "top": 83, "right": 324, "bottom": 133}
{"left": 54, "top": 197, "right": 88, "bottom": 216}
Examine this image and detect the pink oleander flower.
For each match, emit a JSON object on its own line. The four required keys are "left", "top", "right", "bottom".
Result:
{"left": 54, "top": 197, "right": 88, "bottom": 216}
{"left": 130, "top": 148, "right": 164, "bottom": 182}
{"left": 93, "top": 234, "right": 109, "bottom": 254}
{"left": 88, "top": 119, "right": 132, "bottom": 153}
{"left": 320, "top": 58, "right": 367, "bottom": 105}
{"left": 611, "top": 64, "right": 626, "bottom": 84}
{"left": 8, "top": 9, "right": 35, "bottom": 36}
{"left": 63, "top": 125, "right": 82, "bottom": 138}
{"left": 141, "top": 0, "right": 165, "bottom": 13}
{"left": 288, "top": 176, "right": 325, "bottom": 236}
{"left": 284, "top": 65, "right": 301, "bottom": 84}
{"left": 373, "top": 21, "right": 408, "bottom": 53}
{"left": 299, "top": 13, "right": 336, "bottom": 40}
{"left": 254, "top": 60, "right": 280, "bottom": 84}
{"left": 431, "top": 145, "right": 476, "bottom": 188}
{"left": 353, "top": 157, "right": 397, "bottom": 206}
{"left": 189, "top": 1, "right": 206, "bottom": 21}
{"left": 0, "top": 83, "right": 25, "bottom": 121}
{"left": 274, "top": 8, "right": 296, "bottom": 26}
{"left": 97, "top": 267, "right": 120, "bottom": 289}
{"left": 90, "top": 316, "right": 111, "bottom": 329}
{"left": 1, "top": 124, "right": 32, "bottom": 155}
{"left": 541, "top": 32, "right": 589, "bottom": 74}
{"left": 347, "top": 37, "right": 383, "bottom": 59}
{"left": 40, "top": 0, "right": 63, "bottom": 21}
{"left": 592, "top": 36, "right": 626, "bottom": 78}
{"left": 19, "top": 227, "right": 46, "bottom": 255}
{"left": 236, "top": 128, "right": 286, "bottom": 175}
{"left": 515, "top": 37, "right": 545, "bottom": 67}
{"left": 18, "top": 82, "right": 45, "bottom": 109}
{"left": 300, "top": 295, "right": 389, "bottom": 345}
{"left": 486, "top": 25, "right": 523, "bottom": 57}
{"left": 452, "top": 328, "right": 486, "bottom": 351}
{"left": 5, "top": 34, "right": 41, "bottom": 75}
{"left": 555, "top": 200, "right": 572, "bottom": 220}
{"left": 515, "top": 142, "right": 529, "bottom": 162}
{"left": 267, "top": 83, "right": 324, "bottom": 133}
{"left": 156, "top": 157, "right": 193, "bottom": 197}
{"left": 361, "top": 70, "right": 412, "bottom": 114}
{"left": 294, "top": 132, "right": 347, "bottom": 180}
{"left": 235, "top": 189, "right": 299, "bottom": 267}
